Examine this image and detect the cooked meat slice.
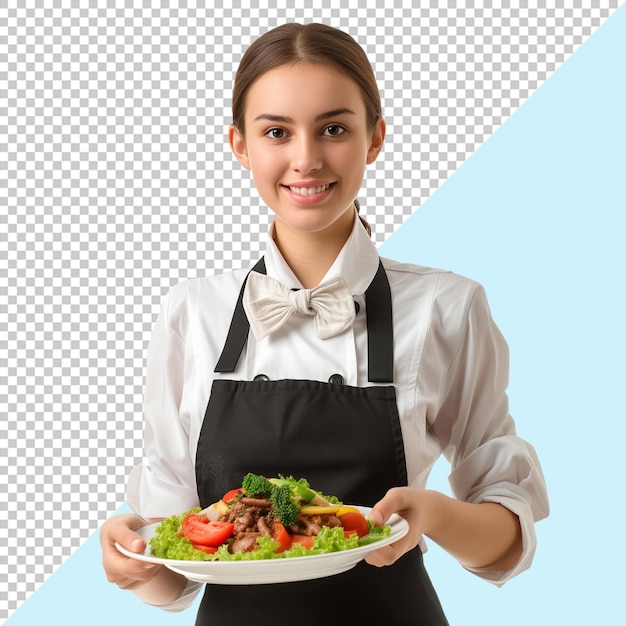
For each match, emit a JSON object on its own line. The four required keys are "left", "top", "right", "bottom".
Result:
{"left": 230, "top": 532, "right": 262, "bottom": 554}
{"left": 299, "top": 517, "right": 322, "bottom": 536}
{"left": 233, "top": 510, "right": 254, "bottom": 532}
{"left": 257, "top": 516, "right": 272, "bottom": 535}
{"left": 240, "top": 497, "right": 271, "bottom": 508}
{"left": 325, "top": 514, "right": 342, "bottom": 527}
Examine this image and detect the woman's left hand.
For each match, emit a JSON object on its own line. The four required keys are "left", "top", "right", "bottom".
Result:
{"left": 365, "top": 486, "right": 523, "bottom": 572}
{"left": 365, "top": 487, "right": 434, "bottom": 567}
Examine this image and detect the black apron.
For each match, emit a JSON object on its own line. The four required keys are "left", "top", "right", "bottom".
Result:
{"left": 194, "top": 259, "right": 448, "bottom": 625}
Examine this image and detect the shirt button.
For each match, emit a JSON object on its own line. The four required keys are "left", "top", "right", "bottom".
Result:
{"left": 328, "top": 373, "right": 344, "bottom": 384}
{"left": 253, "top": 374, "right": 270, "bottom": 382}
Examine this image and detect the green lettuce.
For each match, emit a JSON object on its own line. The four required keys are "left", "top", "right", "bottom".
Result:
{"left": 149, "top": 508, "right": 392, "bottom": 562}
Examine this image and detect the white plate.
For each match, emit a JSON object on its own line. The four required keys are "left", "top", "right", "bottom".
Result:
{"left": 116, "top": 506, "right": 408, "bottom": 585}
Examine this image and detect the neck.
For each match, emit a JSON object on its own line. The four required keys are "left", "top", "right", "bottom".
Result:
{"left": 272, "top": 210, "right": 355, "bottom": 288}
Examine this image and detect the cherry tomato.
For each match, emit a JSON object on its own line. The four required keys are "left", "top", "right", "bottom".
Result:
{"left": 271, "top": 522, "right": 292, "bottom": 553}
{"left": 290, "top": 534, "right": 314, "bottom": 549}
{"left": 221, "top": 488, "right": 244, "bottom": 504}
{"left": 181, "top": 514, "right": 234, "bottom": 547}
{"left": 340, "top": 511, "right": 370, "bottom": 538}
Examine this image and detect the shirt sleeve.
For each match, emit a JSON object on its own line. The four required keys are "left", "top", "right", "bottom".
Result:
{"left": 430, "top": 284, "right": 549, "bottom": 586}
{"left": 126, "top": 284, "right": 200, "bottom": 519}
{"left": 125, "top": 285, "right": 204, "bottom": 611}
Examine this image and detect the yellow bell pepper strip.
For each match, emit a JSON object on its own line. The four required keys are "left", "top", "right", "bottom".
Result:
{"left": 299, "top": 505, "right": 360, "bottom": 516}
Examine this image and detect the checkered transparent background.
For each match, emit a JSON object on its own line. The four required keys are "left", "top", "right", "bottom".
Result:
{"left": 0, "top": 1, "right": 620, "bottom": 621}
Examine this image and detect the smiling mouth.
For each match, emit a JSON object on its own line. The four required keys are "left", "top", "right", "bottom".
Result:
{"left": 286, "top": 183, "right": 334, "bottom": 196}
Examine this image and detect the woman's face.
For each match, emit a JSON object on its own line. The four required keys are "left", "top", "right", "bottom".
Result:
{"left": 229, "top": 63, "right": 385, "bottom": 238}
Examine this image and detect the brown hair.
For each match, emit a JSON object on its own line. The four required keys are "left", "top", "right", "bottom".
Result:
{"left": 232, "top": 22, "right": 380, "bottom": 235}
{"left": 232, "top": 23, "right": 381, "bottom": 134}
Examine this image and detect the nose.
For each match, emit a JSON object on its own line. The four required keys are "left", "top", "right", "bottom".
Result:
{"left": 290, "top": 134, "right": 322, "bottom": 174}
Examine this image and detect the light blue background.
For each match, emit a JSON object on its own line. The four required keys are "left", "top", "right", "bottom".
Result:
{"left": 7, "top": 5, "right": 625, "bottom": 624}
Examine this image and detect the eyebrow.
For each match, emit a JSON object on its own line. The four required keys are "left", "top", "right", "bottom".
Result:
{"left": 253, "top": 108, "right": 356, "bottom": 124}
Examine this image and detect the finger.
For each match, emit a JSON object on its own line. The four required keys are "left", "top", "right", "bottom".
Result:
{"left": 100, "top": 515, "right": 168, "bottom": 592}
{"left": 365, "top": 526, "right": 419, "bottom": 567}
{"left": 365, "top": 542, "right": 403, "bottom": 567}
{"left": 367, "top": 507, "right": 386, "bottom": 527}
{"left": 368, "top": 487, "right": 407, "bottom": 526}
{"left": 102, "top": 516, "right": 148, "bottom": 554}
{"left": 104, "top": 548, "right": 162, "bottom": 587}
{"left": 114, "top": 528, "right": 146, "bottom": 554}
{"left": 112, "top": 563, "right": 162, "bottom": 589}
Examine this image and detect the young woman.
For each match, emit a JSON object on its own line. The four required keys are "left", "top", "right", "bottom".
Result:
{"left": 100, "top": 22, "right": 549, "bottom": 624}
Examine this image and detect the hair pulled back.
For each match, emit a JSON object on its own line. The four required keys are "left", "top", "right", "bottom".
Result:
{"left": 231, "top": 23, "right": 380, "bottom": 235}
{"left": 232, "top": 22, "right": 382, "bottom": 135}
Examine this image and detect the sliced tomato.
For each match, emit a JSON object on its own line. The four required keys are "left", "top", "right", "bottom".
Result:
{"left": 271, "top": 522, "right": 292, "bottom": 553}
{"left": 340, "top": 511, "right": 370, "bottom": 538}
{"left": 181, "top": 513, "right": 234, "bottom": 547}
{"left": 221, "top": 488, "right": 244, "bottom": 504}
{"left": 290, "top": 534, "right": 314, "bottom": 549}
{"left": 192, "top": 543, "right": 218, "bottom": 554}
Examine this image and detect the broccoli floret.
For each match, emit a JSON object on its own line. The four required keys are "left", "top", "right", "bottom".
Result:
{"left": 241, "top": 473, "right": 328, "bottom": 525}
{"left": 269, "top": 475, "right": 334, "bottom": 506}
{"left": 241, "top": 472, "right": 273, "bottom": 498}
{"left": 268, "top": 475, "right": 315, "bottom": 501}
{"left": 269, "top": 484, "right": 299, "bottom": 527}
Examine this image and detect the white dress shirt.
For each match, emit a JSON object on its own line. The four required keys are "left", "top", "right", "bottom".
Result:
{"left": 127, "top": 213, "right": 548, "bottom": 609}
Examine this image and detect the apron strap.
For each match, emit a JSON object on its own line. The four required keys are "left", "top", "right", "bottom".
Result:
{"left": 366, "top": 260, "right": 394, "bottom": 383}
{"left": 214, "top": 257, "right": 266, "bottom": 374}
{"left": 214, "top": 257, "right": 393, "bottom": 383}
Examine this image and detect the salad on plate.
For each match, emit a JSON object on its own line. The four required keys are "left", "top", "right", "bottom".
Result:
{"left": 149, "top": 473, "right": 392, "bottom": 562}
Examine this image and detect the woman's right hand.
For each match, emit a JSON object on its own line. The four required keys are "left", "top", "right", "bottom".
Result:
{"left": 100, "top": 513, "right": 163, "bottom": 591}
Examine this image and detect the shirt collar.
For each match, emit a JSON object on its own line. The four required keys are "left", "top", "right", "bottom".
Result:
{"left": 263, "top": 211, "right": 380, "bottom": 296}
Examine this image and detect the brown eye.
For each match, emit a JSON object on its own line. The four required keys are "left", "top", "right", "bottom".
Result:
{"left": 323, "top": 125, "right": 345, "bottom": 137}
{"left": 266, "top": 128, "right": 287, "bottom": 139}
